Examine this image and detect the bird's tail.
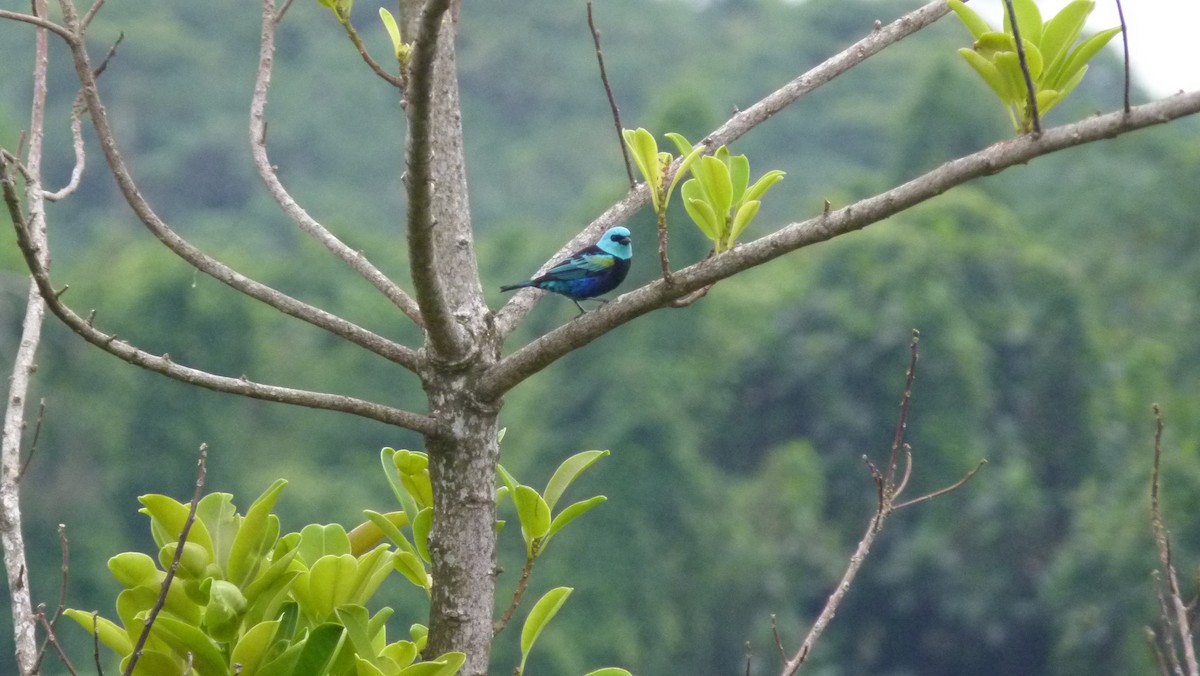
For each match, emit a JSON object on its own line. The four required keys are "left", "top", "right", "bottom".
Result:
{"left": 499, "top": 281, "right": 533, "bottom": 292}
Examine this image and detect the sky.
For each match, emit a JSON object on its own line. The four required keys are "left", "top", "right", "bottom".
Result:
{"left": 987, "top": 0, "right": 1200, "bottom": 97}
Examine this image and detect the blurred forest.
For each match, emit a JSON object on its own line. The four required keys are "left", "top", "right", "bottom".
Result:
{"left": 3, "top": 0, "right": 1200, "bottom": 674}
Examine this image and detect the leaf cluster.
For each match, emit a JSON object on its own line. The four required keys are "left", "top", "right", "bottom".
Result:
{"left": 949, "top": 0, "right": 1121, "bottom": 133}
{"left": 623, "top": 128, "right": 785, "bottom": 253}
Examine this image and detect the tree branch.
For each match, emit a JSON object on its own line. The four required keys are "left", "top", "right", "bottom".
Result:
{"left": 480, "top": 90, "right": 1200, "bottom": 399}
{"left": 405, "top": 0, "right": 475, "bottom": 362}
{"left": 125, "top": 444, "right": 208, "bottom": 676}
{"left": 45, "top": 0, "right": 420, "bottom": 372}
{"left": 252, "top": 0, "right": 424, "bottom": 328}
{"left": 1, "top": 2, "right": 52, "bottom": 670}
{"left": 0, "top": 168, "right": 438, "bottom": 435}
{"left": 494, "top": 0, "right": 957, "bottom": 337}
{"left": 1149, "top": 404, "right": 1199, "bottom": 676}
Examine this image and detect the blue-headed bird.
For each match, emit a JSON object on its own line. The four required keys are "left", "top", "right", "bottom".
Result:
{"left": 500, "top": 226, "right": 632, "bottom": 314}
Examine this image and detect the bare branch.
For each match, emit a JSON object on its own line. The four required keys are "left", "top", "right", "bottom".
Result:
{"left": 1149, "top": 404, "right": 1199, "bottom": 675}
{"left": 480, "top": 90, "right": 1200, "bottom": 399}
{"left": 1002, "top": 0, "right": 1040, "bottom": 134}
{"left": 494, "top": 0, "right": 976, "bottom": 337}
{"left": 35, "top": 608, "right": 77, "bottom": 675}
{"left": 1, "top": 172, "right": 438, "bottom": 434}
{"left": 492, "top": 551, "right": 536, "bottom": 637}
{"left": 336, "top": 12, "right": 406, "bottom": 89}
{"left": 0, "top": 9, "right": 72, "bottom": 40}
{"left": 586, "top": 1, "right": 634, "bottom": 188}
{"left": 893, "top": 459, "right": 987, "bottom": 511}
{"left": 252, "top": 0, "right": 423, "bottom": 327}
{"left": 44, "top": 0, "right": 421, "bottom": 372}
{"left": 16, "top": 398, "right": 46, "bottom": 481}
{"left": 405, "top": 0, "right": 475, "bottom": 361}
{"left": 1, "top": 2, "right": 53, "bottom": 670}
{"left": 125, "top": 444, "right": 208, "bottom": 676}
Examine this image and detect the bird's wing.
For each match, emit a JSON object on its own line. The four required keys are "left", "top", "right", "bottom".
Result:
{"left": 541, "top": 248, "right": 616, "bottom": 280}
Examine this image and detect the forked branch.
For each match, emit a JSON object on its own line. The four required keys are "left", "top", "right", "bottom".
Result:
{"left": 0, "top": 160, "right": 437, "bottom": 435}
{"left": 781, "top": 332, "right": 984, "bottom": 674}
{"left": 252, "top": 0, "right": 423, "bottom": 327}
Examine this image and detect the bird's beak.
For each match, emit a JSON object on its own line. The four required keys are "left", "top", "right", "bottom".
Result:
{"left": 617, "top": 235, "right": 631, "bottom": 245}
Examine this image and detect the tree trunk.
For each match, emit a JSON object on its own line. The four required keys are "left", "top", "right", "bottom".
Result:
{"left": 423, "top": 382, "right": 501, "bottom": 674}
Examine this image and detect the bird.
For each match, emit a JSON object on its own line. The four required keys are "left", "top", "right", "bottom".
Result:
{"left": 500, "top": 226, "right": 633, "bottom": 314}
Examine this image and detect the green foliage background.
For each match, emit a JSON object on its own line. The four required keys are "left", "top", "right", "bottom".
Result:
{"left": 3, "top": 0, "right": 1200, "bottom": 674}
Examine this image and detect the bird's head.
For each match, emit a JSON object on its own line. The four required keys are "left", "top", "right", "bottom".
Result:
{"left": 597, "top": 226, "right": 632, "bottom": 259}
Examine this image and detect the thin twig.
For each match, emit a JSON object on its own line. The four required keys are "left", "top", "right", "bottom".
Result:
{"left": 586, "top": 1, "right": 634, "bottom": 188}
{"left": 771, "top": 614, "right": 786, "bottom": 661}
{"left": 31, "top": 524, "right": 69, "bottom": 674}
{"left": 493, "top": 552, "right": 537, "bottom": 636}
{"left": 887, "top": 330, "right": 919, "bottom": 488}
{"left": 338, "top": 15, "right": 406, "bottom": 89}
{"left": 92, "top": 611, "right": 104, "bottom": 676}
{"left": 16, "top": 398, "right": 46, "bottom": 481}
{"left": 1149, "top": 404, "right": 1200, "bottom": 676}
{"left": 1115, "top": 0, "right": 1130, "bottom": 113}
{"left": 1154, "top": 571, "right": 1186, "bottom": 676}
{"left": 1002, "top": 0, "right": 1040, "bottom": 134}
{"left": 125, "top": 443, "right": 209, "bottom": 676}
{"left": 893, "top": 459, "right": 988, "bottom": 511}
{"left": 36, "top": 607, "right": 77, "bottom": 675}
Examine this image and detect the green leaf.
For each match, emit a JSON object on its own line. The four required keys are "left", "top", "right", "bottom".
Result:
{"left": 228, "top": 479, "right": 287, "bottom": 587}
{"left": 229, "top": 619, "right": 281, "bottom": 676}
{"left": 122, "top": 650, "right": 184, "bottom": 676}
{"left": 519, "top": 587, "right": 573, "bottom": 673}
{"left": 336, "top": 605, "right": 378, "bottom": 669}
{"left": 664, "top": 132, "right": 693, "bottom": 158}
{"left": 958, "top": 48, "right": 1014, "bottom": 104}
{"left": 728, "top": 154, "right": 750, "bottom": 206}
{"left": 1039, "top": 0, "right": 1094, "bottom": 74}
{"left": 742, "top": 170, "right": 786, "bottom": 205}
{"left": 381, "top": 640, "right": 419, "bottom": 669}
{"left": 1051, "top": 25, "right": 1121, "bottom": 91}
{"left": 994, "top": 51, "right": 1031, "bottom": 108}
{"left": 379, "top": 8, "right": 403, "bottom": 59}
{"left": 295, "top": 554, "right": 359, "bottom": 621}
{"left": 412, "top": 507, "right": 434, "bottom": 564}
{"left": 202, "top": 579, "right": 248, "bottom": 642}
{"left": 684, "top": 196, "right": 722, "bottom": 243}
{"left": 151, "top": 614, "right": 230, "bottom": 676}
{"left": 947, "top": 0, "right": 991, "bottom": 40}
{"left": 356, "top": 656, "right": 388, "bottom": 676}
{"left": 348, "top": 544, "right": 395, "bottom": 605}
{"left": 362, "top": 510, "right": 417, "bottom": 558}
{"left": 582, "top": 670, "right": 633, "bottom": 676}
{"left": 729, "top": 199, "right": 762, "bottom": 245}
{"left": 513, "top": 486, "right": 551, "bottom": 546}
{"left": 622, "top": 128, "right": 662, "bottom": 210}
{"left": 1003, "top": 0, "right": 1043, "bottom": 46}
{"left": 394, "top": 550, "right": 430, "bottom": 591}
{"left": 973, "top": 31, "right": 1015, "bottom": 60}
{"left": 397, "top": 653, "right": 465, "bottom": 676}
{"left": 64, "top": 609, "right": 132, "bottom": 657}
{"left": 139, "top": 494, "right": 214, "bottom": 554}
{"left": 543, "top": 450, "right": 609, "bottom": 512}
{"left": 196, "top": 492, "right": 239, "bottom": 570}
{"left": 109, "top": 552, "right": 160, "bottom": 589}
{"left": 695, "top": 155, "right": 733, "bottom": 227}
{"left": 544, "top": 495, "right": 606, "bottom": 544}
{"left": 298, "top": 523, "right": 352, "bottom": 567}
{"left": 290, "top": 623, "right": 346, "bottom": 676}
{"left": 669, "top": 144, "right": 707, "bottom": 202}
